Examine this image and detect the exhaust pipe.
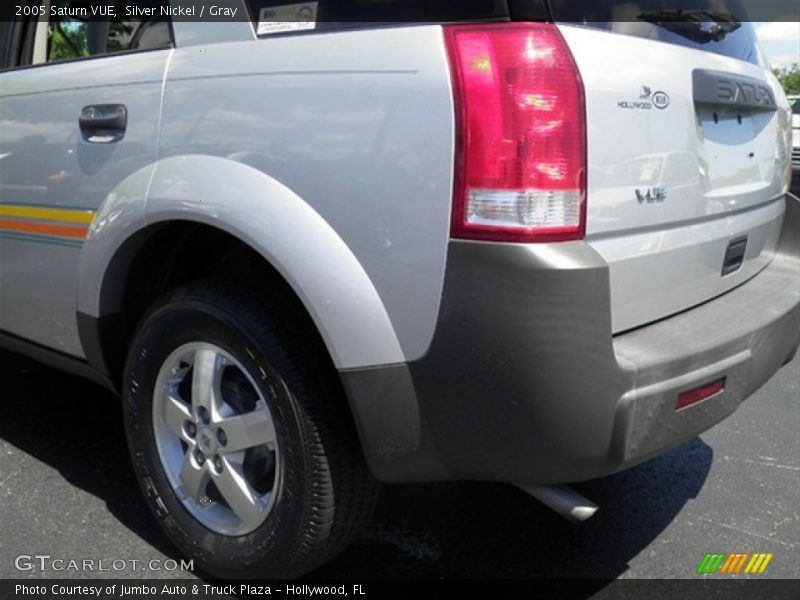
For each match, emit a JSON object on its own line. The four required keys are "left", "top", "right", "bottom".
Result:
{"left": 516, "top": 484, "right": 598, "bottom": 523}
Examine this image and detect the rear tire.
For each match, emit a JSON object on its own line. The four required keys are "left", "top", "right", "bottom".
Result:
{"left": 123, "top": 281, "right": 378, "bottom": 578}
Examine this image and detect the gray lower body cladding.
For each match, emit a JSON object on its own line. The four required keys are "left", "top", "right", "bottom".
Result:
{"left": 342, "top": 196, "right": 800, "bottom": 485}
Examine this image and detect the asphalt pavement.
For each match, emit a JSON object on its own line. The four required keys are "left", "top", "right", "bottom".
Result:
{"left": 0, "top": 345, "right": 797, "bottom": 583}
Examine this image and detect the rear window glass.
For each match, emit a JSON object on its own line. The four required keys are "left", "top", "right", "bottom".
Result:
{"left": 548, "top": 0, "right": 760, "bottom": 65}
{"left": 245, "top": 1, "right": 509, "bottom": 34}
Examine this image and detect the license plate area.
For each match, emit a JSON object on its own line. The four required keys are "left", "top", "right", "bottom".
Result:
{"left": 697, "top": 108, "right": 761, "bottom": 186}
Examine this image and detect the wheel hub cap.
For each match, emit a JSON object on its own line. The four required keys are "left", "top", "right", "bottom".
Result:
{"left": 152, "top": 343, "right": 280, "bottom": 536}
{"left": 197, "top": 428, "right": 217, "bottom": 453}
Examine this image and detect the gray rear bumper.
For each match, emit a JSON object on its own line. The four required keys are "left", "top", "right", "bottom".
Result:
{"left": 342, "top": 195, "right": 800, "bottom": 484}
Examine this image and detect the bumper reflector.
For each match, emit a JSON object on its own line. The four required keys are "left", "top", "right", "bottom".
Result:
{"left": 675, "top": 378, "right": 726, "bottom": 411}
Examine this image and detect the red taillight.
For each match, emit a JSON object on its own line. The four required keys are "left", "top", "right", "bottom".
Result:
{"left": 445, "top": 23, "right": 586, "bottom": 243}
{"left": 675, "top": 379, "right": 726, "bottom": 411}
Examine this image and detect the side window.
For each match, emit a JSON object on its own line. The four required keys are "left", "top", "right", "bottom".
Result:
{"left": 45, "top": 0, "right": 172, "bottom": 64}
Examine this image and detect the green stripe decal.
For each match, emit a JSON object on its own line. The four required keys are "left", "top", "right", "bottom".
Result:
{"left": 708, "top": 554, "right": 726, "bottom": 574}
{"left": 697, "top": 554, "right": 712, "bottom": 573}
{"left": 697, "top": 553, "right": 727, "bottom": 574}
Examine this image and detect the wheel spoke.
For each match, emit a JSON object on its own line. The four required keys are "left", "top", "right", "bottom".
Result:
{"left": 192, "top": 348, "right": 222, "bottom": 420}
{"left": 179, "top": 451, "right": 210, "bottom": 501}
{"left": 217, "top": 409, "right": 276, "bottom": 453}
{"left": 213, "top": 457, "right": 265, "bottom": 529}
{"left": 163, "top": 393, "right": 192, "bottom": 439}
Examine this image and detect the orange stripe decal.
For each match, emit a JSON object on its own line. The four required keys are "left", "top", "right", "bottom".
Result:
{"left": 0, "top": 219, "right": 89, "bottom": 239}
{"left": 734, "top": 553, "right": 750, "bottom": 573}
{"left": 719, "top": 554, "right": 736, "bottom": 574}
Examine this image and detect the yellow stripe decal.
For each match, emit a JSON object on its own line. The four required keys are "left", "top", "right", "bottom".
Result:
{"left": 758, "top": 554, "right": 773, "bottom": 573}
{"left": 745, "top": 554, "right": 764, "bottom": 574}
{"left": 0, "top": 204, "right": 95, "bottom": 225}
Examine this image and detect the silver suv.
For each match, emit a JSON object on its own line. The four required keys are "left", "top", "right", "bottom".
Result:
{"left": 1, "top": 0, "right": 798, "bottom": 579}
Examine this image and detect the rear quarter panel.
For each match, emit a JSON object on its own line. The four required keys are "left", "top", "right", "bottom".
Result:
{"left": 154, "top": 23, "right": 455, "bottom": 367}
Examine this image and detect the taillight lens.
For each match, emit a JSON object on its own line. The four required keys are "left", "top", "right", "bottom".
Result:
{"left": 445, "top": 23, "right": 586, "bottom": 243}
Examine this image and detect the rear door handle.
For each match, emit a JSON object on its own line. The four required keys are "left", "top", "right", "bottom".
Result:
{"left": 79, "top": 104, "right": 127, "bottom": 143}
